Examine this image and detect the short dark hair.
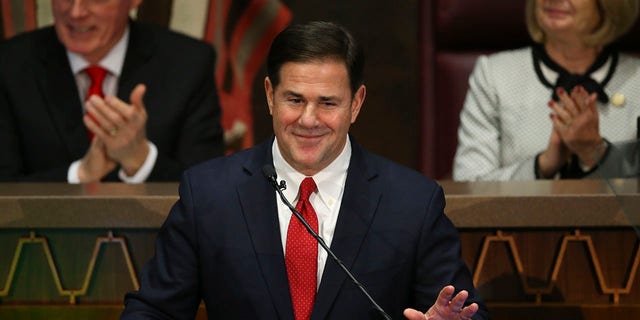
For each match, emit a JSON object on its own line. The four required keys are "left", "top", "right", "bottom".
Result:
{"left": 266, "top": 21, "right": 364, "bottom": 95}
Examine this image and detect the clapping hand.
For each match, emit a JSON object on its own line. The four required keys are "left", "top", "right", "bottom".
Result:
{"left": 83, "top": 84, "right": 150, "bottom": 177}
{"left": 549, "top": 86, "right": 604, "bottom": 168}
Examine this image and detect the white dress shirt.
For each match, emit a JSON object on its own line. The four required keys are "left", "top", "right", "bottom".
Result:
{"left": 66, "top": 27, "right": 158, "bottom": 183}
{"left": 272, "top": 137, "right": 351, "bottom": 288}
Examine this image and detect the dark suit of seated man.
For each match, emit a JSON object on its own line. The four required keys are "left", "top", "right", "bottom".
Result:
{"left": 121, "top": 21, "right": 488, "bottom": 320}
{"left": 0, "top": 0, "right": 223, "bottom": 182}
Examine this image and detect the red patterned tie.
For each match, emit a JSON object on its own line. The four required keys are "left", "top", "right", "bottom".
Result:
{"left": 84, "top": 65, "right": 108, "bottom": 140}
{"left": 286, "top": 177, "right": 318, "bottom": 320}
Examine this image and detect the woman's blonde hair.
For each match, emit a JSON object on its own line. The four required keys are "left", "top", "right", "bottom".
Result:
{"left": 526, "top": 0, "right": 639, "bottom": 46}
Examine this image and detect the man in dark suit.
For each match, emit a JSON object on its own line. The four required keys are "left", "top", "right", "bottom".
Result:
{"left": 0, "top": 0, "right": 223, "bottom": 182}
{"left": 121, "top": 21, "right": 487, "bottom": 320}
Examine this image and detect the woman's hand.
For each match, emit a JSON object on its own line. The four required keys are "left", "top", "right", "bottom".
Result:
{"left": 549, "top": 86, "right": 604, "bottom": 168}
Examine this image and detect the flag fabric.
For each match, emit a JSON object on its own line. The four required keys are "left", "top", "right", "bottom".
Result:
{"left": 203, "top": 0, "right": 292, "bottom": 152}
{"left": 1, "top": 0, "right": 37, "bottom": 38}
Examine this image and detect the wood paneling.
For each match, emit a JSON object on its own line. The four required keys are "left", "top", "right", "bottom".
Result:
{"left": 1, "top": 181, "right": 639, "bottom": 319}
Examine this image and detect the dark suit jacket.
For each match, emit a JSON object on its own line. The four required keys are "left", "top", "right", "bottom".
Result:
{"left": 121, "top": 137, "right": 489, "bottom": 319}
{"left": 0, "top": 21, "right": 223, "bottom": 181}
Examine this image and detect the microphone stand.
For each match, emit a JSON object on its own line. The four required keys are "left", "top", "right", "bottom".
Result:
{"left": 263, "top": 165, "right": 392, "bottom": 320}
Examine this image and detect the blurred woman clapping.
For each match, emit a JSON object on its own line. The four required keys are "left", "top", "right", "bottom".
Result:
{"left": 453, "top": 0, "right": 639, "bottom": 181}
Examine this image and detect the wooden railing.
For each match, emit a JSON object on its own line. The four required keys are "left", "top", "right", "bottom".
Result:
{"left": 0, "top": 180, "right": 638, "bottom": 319}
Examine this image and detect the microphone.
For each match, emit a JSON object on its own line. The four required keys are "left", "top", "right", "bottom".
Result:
{"left": 261, "top": 164, "right": 392, "bottom": 320}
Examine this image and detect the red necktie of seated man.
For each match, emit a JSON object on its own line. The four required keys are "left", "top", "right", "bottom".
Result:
{"left": 84, "top": 65, "right": 108, "bottom": 140}
{"left": 286, "top": 177, "right": 319, "bottom": 320}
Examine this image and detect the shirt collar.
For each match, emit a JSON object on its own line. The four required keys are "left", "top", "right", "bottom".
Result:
{"left": 532, "top": 44, "right": 617, "bottom": 104}
{"left": 67, "top": 26, "right": 129, "bottom": 76}
{"left": 272, "top": 136, "right": 351, "bottom": 207}
{"left": 539, "top": 54, "right": 612, "bottom": 84}
{"left": 532, "top": 44, "right": 616, "bottom": 88}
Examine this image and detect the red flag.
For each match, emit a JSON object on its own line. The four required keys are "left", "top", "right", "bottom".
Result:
{"left": 1, "top": 0, "right": 37, "bottom": 39}
{"left": 204, "top": 0, "right": 292, "bottom": 152}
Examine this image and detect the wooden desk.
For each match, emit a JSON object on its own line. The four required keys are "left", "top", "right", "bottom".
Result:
{"left": 0, "top": 180, "right": 638, "bottom": 319}
{"left": 442, "top": 179, "right": 640, "bottom": 320}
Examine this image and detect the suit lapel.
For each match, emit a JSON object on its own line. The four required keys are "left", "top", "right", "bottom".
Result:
{"left": 36, "top": 28, "right": 89, "bottom": 158}
{"left": 118, "top": 21, "right": 154, "bottom": 100}
{"left": 237, "top": 140, "right": 295, "bottom": 319}
{"left": 312, "top": 140, "right": 381, "bottom": 319}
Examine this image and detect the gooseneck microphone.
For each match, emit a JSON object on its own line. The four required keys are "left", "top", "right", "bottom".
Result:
{"left": 262, "top": 164, "right": 392, "bottom": 320}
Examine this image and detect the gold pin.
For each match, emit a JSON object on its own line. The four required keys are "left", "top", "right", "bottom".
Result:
{"left": 611, "top": 92, "right": 625, "bottom": 107}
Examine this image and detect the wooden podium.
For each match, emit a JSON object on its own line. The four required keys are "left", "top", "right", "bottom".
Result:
{"left": 0, "top": 180, "right": 638, "bottom": 319}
